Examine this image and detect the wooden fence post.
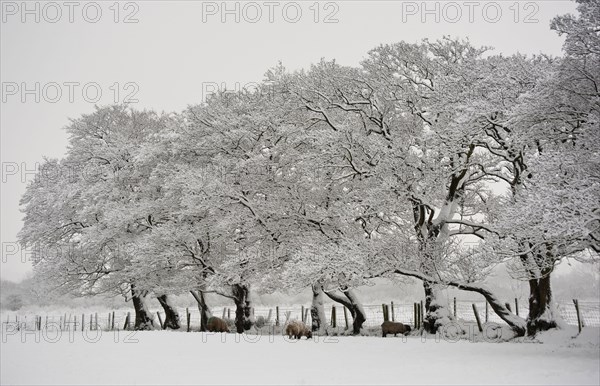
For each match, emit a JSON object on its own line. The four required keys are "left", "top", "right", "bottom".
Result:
{"left": 485, "top": 301, "right": 489, "bottom": 323}
{"left": 453, "top": 297, "right": 457, "bottom": 318}
{"left": 276, "top": 306, "right": 280, "bottom": 326}
{"left": 95, "top": 313, "right": 98, "bottom": 330}
{"left": 331, "top": 306, "right": 337, "bottom": 328}
{"left": 413, "top": 303, "right": 418, "bottom": 329}
{"left": 222, "top": 307, "right": 227, "bottom": 319}
{"left": 391, "top": 301, "right": 395, "bottom": 322}
{"left": 343, "top": 306, "right": 349, "bottom": 329}
{"left": 266, "top": 309, "right": 272, "bottom": 323}
{"left": 415, "top": 303, "right": 421, "bottom": 329}
{"left": 227, "top": 308, "right": 231, "bottom": 320}
{"left": 420, "top": 301, "right": 424, "bottom": 327}
{"left": 472, "top": 304, "right": 483, "bottom": 332}
{"left": 301, "top": 306, "right": 305, "bottom": 323}
{"left": 382, "top": 304, "right": 388, "bottom": 322}
{"left": 417, "top": 303, "right": 421, "bottom": 329}
{"left": 186, "top": 308, "right": 191, "bottom": 332}
{"left": 573, "top": 299, "right": 583, "bottom": 333}
{"left": 111, "top": 311, "right": 115, "bottom": 331}
{"left": 157, "top": 312, "right": 164, "bottom": 329}
{"left": 124, "top": 312, "right": 131, "bottom": 330}
{"left": 515, "top": 298, "right": 519, "bottom": 317}
{"left": 304, "top": 308, "right": 309, "bottom": 323}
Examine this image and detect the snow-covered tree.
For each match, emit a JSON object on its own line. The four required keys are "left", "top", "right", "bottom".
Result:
{"left": 490, "top": 0, "right": 600, "bottom": 334}
{"left": 277, "top": 41, "right": 535, "bottom": 334}
{"left": 19, "top": 105, "right": 181, "bottom": 330}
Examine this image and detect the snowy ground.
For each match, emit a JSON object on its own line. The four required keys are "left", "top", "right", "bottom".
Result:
{"left": 1, "top": 326, "right": 598, "bottom": 385}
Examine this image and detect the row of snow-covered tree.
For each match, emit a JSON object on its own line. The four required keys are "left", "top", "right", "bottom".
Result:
{"left": 19, "top": 0, "right": 598, "bottom": 336}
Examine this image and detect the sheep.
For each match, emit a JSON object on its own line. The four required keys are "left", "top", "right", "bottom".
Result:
{"left": 207, "top": 317, "right": 230, "bottom": 333}
{"left": 285, "top": 320, "right": 312, "bottom": 339}
{"left": 255, "top": 315, "right": 267, "bottom": 328}
{"left": 381, "top": 321, "right": 412, "bottom": 337}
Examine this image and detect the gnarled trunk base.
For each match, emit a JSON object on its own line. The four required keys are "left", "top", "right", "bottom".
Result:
{"left": 324, "top": 287, "right": 366, "bottom": 335}
{"left": 157, "top": 294, "right": 180, "bottom": 330}
{"left": 131, "top": 285, "right": 156, "bottom": 330}
{"left": 423, "top": 281, "right": 455, "bottom": 334}
{"left": 311, "top": 284, "right": 328, "bottom": 335}
{"left": 232, "top": 284, "right": 254, "bottom": 333}
{"left": 190, "top": 290, "right": 212, "bottom": 332}
{"left": 526, "top": 274, "right": 561, "bottom": 336}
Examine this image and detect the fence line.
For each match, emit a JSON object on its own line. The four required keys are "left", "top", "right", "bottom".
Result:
{"left": 3, "top": 300, "right": 599, "bottom": 332}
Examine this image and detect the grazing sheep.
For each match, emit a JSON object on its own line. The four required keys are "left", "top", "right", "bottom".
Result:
{"left": 285, "top": 320, "right": 312, "bottom": 339}
{"left": 255, "top": 315, "right": 267, "bottom": 328}
{"left": 381, "top": 321, "right": 412, "bottom": 337}
{"left": 207, "top": 317, "right": 230, "bottom": 333}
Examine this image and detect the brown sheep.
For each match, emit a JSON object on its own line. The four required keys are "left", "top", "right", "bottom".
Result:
{"left": 285, "top": 320, "right": 312, "bottom": 339}
{"left": 381, "top": 321, "right": 412, "bottom": 337}
{"left": 207, "top": 317, "right": 230, "bottom": 333}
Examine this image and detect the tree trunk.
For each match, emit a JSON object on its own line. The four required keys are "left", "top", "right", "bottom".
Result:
{"left": 190, "top": 290, "right": 212, "bottom": 332}
{"left": 232, "top": 284, "right": 254, "bottom": 333}
{"left": 413, "top": 207, "right": 453, "bottom": 334}
{"left": 310, "top": 284, "right": 328, "bottom": 335}
{"left": 156, "top": 294, "right": 180, "bottom": 330}
{"left": 526, "top": 272, "right": 561, "bottom": 335}
{"left": 131, "top": 284, "right": 156, "bottom": 330}
{"left": 422, "top": 281, "right": 454, "bottom": 334}
{"left": 324, "top": 287, "right": 366, "bottom": 334}
{"left": 344, "top": 289, "right": 366, "bottom": 334}
{"left": 520, "top": 248, "right": 562, "bottom": 336}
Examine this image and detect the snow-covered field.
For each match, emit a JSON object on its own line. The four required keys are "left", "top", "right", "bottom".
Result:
{"left": 1, "top": 326, "right": 598, "bottom": 385}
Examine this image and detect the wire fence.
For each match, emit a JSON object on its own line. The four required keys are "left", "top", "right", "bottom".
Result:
{"left": 3, "top": 299, "right": 598, "bottom": 332}
{"left": 249, "top": 300, "right": 600, "bottom": 329}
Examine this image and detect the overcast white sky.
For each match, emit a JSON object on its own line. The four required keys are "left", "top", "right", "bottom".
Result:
{"left": 0, "top": 0, "right": 578, "bottom": 282}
